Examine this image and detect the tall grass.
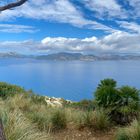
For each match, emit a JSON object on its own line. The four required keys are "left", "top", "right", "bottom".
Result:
{"left": 50, "top": 109, "right": 67, "bottom": 131}
{"left": 74, "top": 109, "right": 110, "bottom": 131}
{"left": 2, "top": 80, "right": 140, "bottom": 140}
{"left": 92, "top": 109, "right": 110, "bottom": 130}
{"left": 26, "top": 111, "right": 51, "bottom": 131}
{"left": 116, "top": 120, "right": 140, "bottom": 140}
{"left": 5, "top": 94, "right": 31, "bottom": 111}
{"left": 0, "top": 109, "right": 51, "bottom": 140}
{"left": 0, "top": 82, "right": 113, "bottom": 139}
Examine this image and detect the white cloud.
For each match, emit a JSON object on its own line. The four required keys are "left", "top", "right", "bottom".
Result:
{"left": 0, "top": 0, "right": 117, "bottom": 33}
{"left": 0, "top": 31, "right": 140, "bottom": 54}
{"left": 127, "top": 0, "right": 140, "bottom": 17}
{"left": 117, "top": 21, "right": 140, "bottom": 33}
{"left": 81, "top": 0, "right": 127, "bottom": 19}
{"left": 0, "top": 0, "right": 140, "bottom": 34}
{"left": 0, "top": 24, "right": 38, "bottom": 33}
{"left": 40, "top": 31, "right": 140, "bottom": 53}
{"left": 101, "top": 31, "right": 140, "bottom": 52}
{"left": 0, "top": 1, "right": 140, "bottom": 54}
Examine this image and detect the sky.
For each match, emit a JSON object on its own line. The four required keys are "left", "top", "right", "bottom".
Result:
{"left": 0, "top": 0, "right": 140, "bottom": 54}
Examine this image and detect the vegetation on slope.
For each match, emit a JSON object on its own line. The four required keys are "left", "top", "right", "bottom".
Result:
{"left": 0, "top": 80, "right": 139, "bottom": 140}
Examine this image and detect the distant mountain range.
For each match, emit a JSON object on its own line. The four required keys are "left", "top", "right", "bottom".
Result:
{"left": 0, "top": 52, "right": 25, "bottom": 58}
{"left": 36, "top": 52, "right": 140, "bottom": 61}
{"left": 1, "top": 52, "right": 140, "bottom": 61}
{"left": 36, "top": 52, "right": 97, "bottom": 61}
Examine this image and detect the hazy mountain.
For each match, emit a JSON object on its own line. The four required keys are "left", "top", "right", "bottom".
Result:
{"left": 1, "top": 52, "right": 140, "bottom": 61}
{"left": 0, "top": 52, "right": 25, "bottom": 58}
{"left": 36, "top": 52, "right": 140, "bottom": 61}
{"left": 36, "top": 52, "right": 97, "bottom": 61}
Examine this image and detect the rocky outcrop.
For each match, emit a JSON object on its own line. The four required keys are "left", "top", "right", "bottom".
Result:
{"left": 45, "top": 96, "right": 73, "bottom": 107}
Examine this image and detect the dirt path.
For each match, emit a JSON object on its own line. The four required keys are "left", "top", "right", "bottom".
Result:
{"left": 52, "top": 127, "right": 116, "bottom": 140}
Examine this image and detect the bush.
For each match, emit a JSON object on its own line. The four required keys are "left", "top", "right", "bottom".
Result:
{"left": 51, "top": 109, "right": 67, "bottom": 131}
{"left": 95, "top": 84, "right": 119, "bottom": 108}
{"left": 76, "top": 109, "right": 110, "bottom": 131}
{"left": 94, "top": 79, "right": 140, "bottom": 124}
{"left": 116, "top": 120, "right": 140, "bottom": 140}
{"left": 114, "top": 86, "right": 139, "bottom": 124}
{"left": 118, "top": 86, "right": 139, "bottom": 112}
{"left": 92, "top": 109, "right": 110, "bottom": 130}
{"left": 74, "top": 111, "right": 93, "bottom": 129}
{"left": 0, "top": 82, "right": 25, "bottom": 99}
{"left": 97, "top": 78, "right": 117, "bottom": 88}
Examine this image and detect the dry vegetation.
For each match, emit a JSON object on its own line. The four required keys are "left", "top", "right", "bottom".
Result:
{"left": 0, "top": 79, "right": 140, "bottom": 140}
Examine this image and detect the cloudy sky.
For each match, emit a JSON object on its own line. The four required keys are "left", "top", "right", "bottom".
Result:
{"left": 0, "top": 0, "right": 140, "bottom": 54}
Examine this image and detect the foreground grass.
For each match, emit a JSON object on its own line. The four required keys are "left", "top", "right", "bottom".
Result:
{"left": 0, "top": 93, "right": 112, "bottom": 140}
{"left": 0, "top": 110, "right": 50, "bottom": 140}
{"left": 115, "top": 119, "right": 140, "bottom": 140}
{"left": 0, "top": 97, "right": 51, "bottom": 140}
{"left": 0, "top": 97, "right": 130, "bottom": 140}
{"left": 0, "top": 80, "right": 140, "bottom": 140}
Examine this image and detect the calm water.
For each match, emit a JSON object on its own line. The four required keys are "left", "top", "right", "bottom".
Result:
{"left": 0, "top": 58, "right": 140, "bottom": 101}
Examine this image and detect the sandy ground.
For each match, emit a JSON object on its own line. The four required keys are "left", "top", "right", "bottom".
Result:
{"left": 51, "top": 125, "right": 116, "bottom": 140}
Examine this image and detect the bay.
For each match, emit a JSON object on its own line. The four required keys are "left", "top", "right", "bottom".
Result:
{"left": 0, "top": 58, "right": 139, "bottom": 101}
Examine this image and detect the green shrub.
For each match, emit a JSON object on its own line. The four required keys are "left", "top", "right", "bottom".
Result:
{"left": 51, "top": 109, "right": 67, "bottom": 130}
{"left": 95, "top": 85, "right": 119, "bottom": 108}
{"left": 116, "top": 120, "right": 140, "bottom": 140}
{"left": 95, "top": 79, "right": 120, "bottom": 109}
{"left": 97, "top": 78, "right": 117, "bottom": 88}
{"left": 0, "top": 82, "right": 25, "bottom": 99}
{"left": 114, "top": 86, "right": 139, "bottom": 124}
{"left": 94, "top": 79, "right": 140, "bottom": 124}
{"left": 118, "top": 86, "right": 139, "bottom": 112}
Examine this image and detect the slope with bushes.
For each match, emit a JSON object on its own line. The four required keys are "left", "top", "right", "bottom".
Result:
{"left": 0, "top": 80, "right": 140, "bottom": 140}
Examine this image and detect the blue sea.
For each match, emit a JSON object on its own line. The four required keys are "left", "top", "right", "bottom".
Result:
{"left": 0, "top": 58, "right": 140, "bottom": 101}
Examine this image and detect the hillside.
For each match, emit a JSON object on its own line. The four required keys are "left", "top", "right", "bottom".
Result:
{"left": 0, "top": 80, "right": 139, "bottom": 140}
